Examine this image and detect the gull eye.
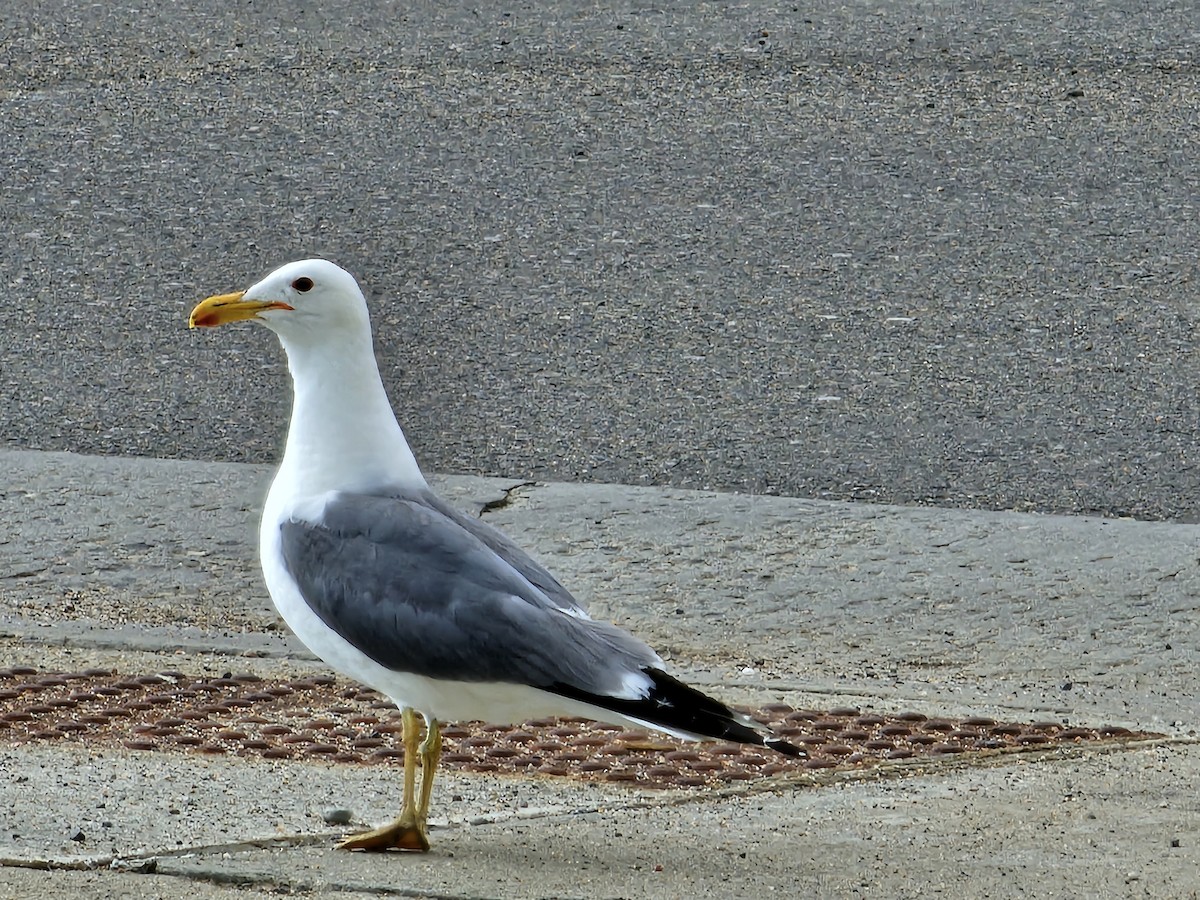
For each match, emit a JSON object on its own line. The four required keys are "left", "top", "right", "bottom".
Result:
{"left": 291, "top": 276, "right": 314, "bottom": 293}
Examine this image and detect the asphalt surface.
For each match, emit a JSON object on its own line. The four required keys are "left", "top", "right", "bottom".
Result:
{"left": 2, "top": 1, "right": 1199, "bottom": 520}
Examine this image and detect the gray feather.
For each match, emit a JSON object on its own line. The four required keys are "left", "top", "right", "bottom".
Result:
{"left": 278, "top": 490, "right": 659, "bottom": 697}
{"left": 418, "top": 490, "right": 587, "bottom": 616}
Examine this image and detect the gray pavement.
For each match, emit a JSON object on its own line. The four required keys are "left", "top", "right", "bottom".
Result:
{"left": 1, "top": 448, "right": 1198, "bottom": 898}
{"left": 3, "top": 4, "right": 1200, "bottom": 895}
{"left": 2, "top": 0, "right": 1200, "bottom": 519}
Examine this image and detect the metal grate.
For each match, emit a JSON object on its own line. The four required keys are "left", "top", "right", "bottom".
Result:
{"left": 0, "top": 667, "right": 1155, "bottom": 790}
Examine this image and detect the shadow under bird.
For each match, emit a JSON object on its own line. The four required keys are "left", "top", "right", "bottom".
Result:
{"left": 189, "top": 259, "right": 803, "bottom": 852}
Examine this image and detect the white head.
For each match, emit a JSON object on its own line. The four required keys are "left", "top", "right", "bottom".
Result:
{"left": 190, "top": 259, "right": 425, "bottom": 490}
{"left": 189, "top": 259, "right": 372, "bottom": 344}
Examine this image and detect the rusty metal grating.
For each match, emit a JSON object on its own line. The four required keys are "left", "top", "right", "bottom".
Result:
{"left": 0, "top": 667, "right": 1157, "bottom": 790}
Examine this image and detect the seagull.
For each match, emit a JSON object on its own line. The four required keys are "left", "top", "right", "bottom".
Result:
{"left": 189, "top": 259, "right": 802, "bottom": 852}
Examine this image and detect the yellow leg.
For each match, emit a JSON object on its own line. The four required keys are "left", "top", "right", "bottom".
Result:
{"left": 336, "top": 707, "right": 431, "bottom": 852}
{"left": 401, "top": 708, "right": 420, "bottom": 819}
{"left": 416, "top": 718, "right": 442, "bottom": 824}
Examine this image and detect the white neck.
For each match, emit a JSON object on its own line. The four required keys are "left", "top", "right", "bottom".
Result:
{"left": 271, "top": 328, "right": 425, "bottom": 498}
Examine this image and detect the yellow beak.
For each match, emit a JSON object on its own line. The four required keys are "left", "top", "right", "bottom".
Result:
{"left": 189, "top": 291, "right": 294, "bottom": 328}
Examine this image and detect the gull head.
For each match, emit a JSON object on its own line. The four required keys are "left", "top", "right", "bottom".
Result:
{"left": 189, "top": 259, "right": 371, "bottom": 343}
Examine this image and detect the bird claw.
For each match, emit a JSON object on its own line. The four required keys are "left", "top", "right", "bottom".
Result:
{"left": 336, "top": 821, "right": 430, "bottom": 853}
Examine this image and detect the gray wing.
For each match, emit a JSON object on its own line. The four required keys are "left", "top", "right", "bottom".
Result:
{"left": 419, "top": 489, "right": 587, "bottom": 616}
{"left": 277, "top": 490, "right": 660, "bottom": 697}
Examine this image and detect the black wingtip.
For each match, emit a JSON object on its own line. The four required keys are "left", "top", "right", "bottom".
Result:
{"left": 549, "top": 667, "right": 807, "bottom": 758}
{"left": 764, "top": 737, "right": 806, "bottom": 758}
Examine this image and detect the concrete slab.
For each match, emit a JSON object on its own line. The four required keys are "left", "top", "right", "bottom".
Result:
{"left": 2, "top": 449, "right": 1199, "bottom": 897}
{"left": 152, "top": 744, "right": 1200, "bottom": 900}
{"left": 0, "top": 869, "right": 349, "bottom": 900}
{"left": 4, "top": 736, "right": 1193, "bottom": 900}
{"left": 0, "top": 744, "right": 640, "bottom": 869}
{"left": 4, "top": 448, "right": 1198, "bottom": 731}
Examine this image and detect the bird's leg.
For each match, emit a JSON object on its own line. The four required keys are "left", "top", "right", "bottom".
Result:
{"left": 415, "top": 718, "right": 442, "bottom": 831}
{"left": 336, "top": 707, "right": 431, "bottom": 852}
{"left": 400, "top": 707, "right": 421, "bottom": 824}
